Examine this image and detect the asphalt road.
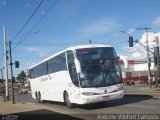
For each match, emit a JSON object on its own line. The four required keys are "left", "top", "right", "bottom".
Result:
{"left": 1, "top": 86, "right": 160, "bottom": 120}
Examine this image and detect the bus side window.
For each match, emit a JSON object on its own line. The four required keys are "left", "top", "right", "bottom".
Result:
{"left": 67, "top": 51, "right": 79, "bottom": 87}
{"left": 28, "top": 69, "right": 33, "bottom": 79}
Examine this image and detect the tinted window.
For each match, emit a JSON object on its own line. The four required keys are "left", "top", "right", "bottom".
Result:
{"left": 29, "top": 52, "right": 67, "bottom": 79}
{"left": 77, "top": 47, "right": 117, "bottom": 61}
{"left": 48, "top": 52, "right": 67, "bottom": 74}
{"left": 67, "top": 50, "right": 79, "bottom": 87}
{"left": 29, "top": 69, "right": 34, "bottom": 79}
{"left": 32, "top": 62, "right": 47, "bottom": 78}
{"left": 67, "top": 51, "right": 74, "bottom": 65}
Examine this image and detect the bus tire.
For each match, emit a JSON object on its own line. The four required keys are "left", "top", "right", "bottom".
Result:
{"left": 64, "top": 92, "right": 74, "bottom": 109}
{"left": 35, "top": 92, "right": 38, "bottom": 100}
{"left": 38, "top": 92, "right": 43, "bottom": 103}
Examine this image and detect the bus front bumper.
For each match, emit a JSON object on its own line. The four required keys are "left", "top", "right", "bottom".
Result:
{"left": 77, "top": 90, "right": 124, "bottom": 105}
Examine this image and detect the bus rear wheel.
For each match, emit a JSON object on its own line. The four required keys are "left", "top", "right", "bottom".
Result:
{"left": 65, "top": 92, "right": 74, "bottom": 108}
{"left": 38, "top": 92, "right": 43, "bottom": 103}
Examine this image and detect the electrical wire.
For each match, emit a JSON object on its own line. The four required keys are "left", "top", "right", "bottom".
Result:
{"left": 11, "top": 41, "right": 86, "bottom": 46}
{"left": 11, "top": 0, "right": 44, "bottom": 42}
{"left": 0, "top": 54, "right": 4, "bottom": 64}
{"left": 12, "top": 0, "right": 59, "bottom": 51}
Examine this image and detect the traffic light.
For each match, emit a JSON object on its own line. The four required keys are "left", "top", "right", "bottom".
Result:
{"left": 15, "top": 61, "right": 19, "bottom": 68}
{"left": 129, "top": 36, "right": 134, "bottom": 47}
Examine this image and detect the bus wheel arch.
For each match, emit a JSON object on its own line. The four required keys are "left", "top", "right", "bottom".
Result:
{"left": 63, "top": 91, "right": 74, "bottom": 109}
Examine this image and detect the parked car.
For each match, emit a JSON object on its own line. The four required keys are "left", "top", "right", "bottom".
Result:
{"left": 17, "top": 89, "right": 29, "bottom": 94}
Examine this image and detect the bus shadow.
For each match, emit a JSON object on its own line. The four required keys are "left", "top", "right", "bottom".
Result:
{"left": 77, "top": 94, "right": 153, "bottom": 110}
{"left": 43, "top": 100, "right": 66, "bottom": 106}
{"left": 16, "top": 109, "right": 83, "bottom": 120}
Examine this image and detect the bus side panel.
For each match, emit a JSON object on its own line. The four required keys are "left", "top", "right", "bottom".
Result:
{"left": 40, "top": 71, "right": 72, "bottom": 102}
{"left": 29, "top": 77, "right": 42, "bottom": 99}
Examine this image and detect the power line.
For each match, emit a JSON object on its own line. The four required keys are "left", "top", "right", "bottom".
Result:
{"left": 92, "top": 41, "right": 127, "bottom": 46}
{"left": 11, "top": 0, "right": 44, "bottom": 42}
{"left": 0, "top": 54, "right": 4, "bottom": 64}
{"left": 12, "top": 0, "right": 59, "bottom": 51}
{"left": 11, "top": 41, "right": 86, "bottom": 46}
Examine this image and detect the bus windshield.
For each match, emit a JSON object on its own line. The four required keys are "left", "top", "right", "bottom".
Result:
{"left": 76, "top": 47, "right": 122, "bottom": 88}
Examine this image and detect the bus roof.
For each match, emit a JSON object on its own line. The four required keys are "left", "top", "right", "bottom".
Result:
{"left": 28, "top": 44, "right": 112, "bottom": 69}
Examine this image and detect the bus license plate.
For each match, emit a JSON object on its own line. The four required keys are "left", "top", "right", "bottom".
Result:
{"left": 103, "top": 96, "right": 110, "bottom": 100}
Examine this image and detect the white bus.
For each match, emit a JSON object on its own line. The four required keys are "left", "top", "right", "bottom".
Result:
{"left": 28, "top": 44, "right": 124, "bottom": 108}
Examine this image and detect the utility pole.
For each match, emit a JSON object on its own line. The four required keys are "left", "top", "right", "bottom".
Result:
{"left": 0, "top": 68, "right": 5, "bottom": 101}
{"left": 9, "top": 41, "right": 15, "bottom": 103}
{"left": 153, "top": 36, "right": 160, "bottom": 87}
{"left": 137, "top": 27, "right": 152, "bottom": 88}
{"left": 3, "top": 25, "right": 9, "bottom": 100}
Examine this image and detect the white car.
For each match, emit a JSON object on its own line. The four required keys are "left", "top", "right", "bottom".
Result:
{"left": 18, "top": 89, "right": 28, "bottom": 94}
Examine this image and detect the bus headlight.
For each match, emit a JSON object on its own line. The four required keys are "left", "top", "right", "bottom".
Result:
{"left": 82, "top": 92, "right": 95, "bottom": 96}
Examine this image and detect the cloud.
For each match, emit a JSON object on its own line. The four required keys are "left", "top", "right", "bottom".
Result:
{"left": 80, "top": 17, "right": 121, "bottom": 37}
{"left": 152, "top": 17, "right": 160, "bottom": 26}
{"left": 128, "top": 28, "right": 136, "bottom": 35}
{"left": 25, "top": 47, "right": 49, "bottom": 58}
{"left": 0, "top": 0, "right": 7, "bottom": 8}
{"left": 19, "top": 62, "right": 36, "bottom": 72}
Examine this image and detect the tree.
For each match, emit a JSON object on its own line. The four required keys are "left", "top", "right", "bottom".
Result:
{"left": 17, "top": 70, "right": 27, "bottom": 89}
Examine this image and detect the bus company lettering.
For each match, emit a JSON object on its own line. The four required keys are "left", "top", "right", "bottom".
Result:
{"left": 41, "top": 77, "right": 48, "bottom": 82}
{"left": 41, "top": 75, "right": 52, "bottom": 82}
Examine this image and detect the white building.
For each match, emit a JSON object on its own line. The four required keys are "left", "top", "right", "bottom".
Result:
{"left": 119, "top": 56, "right": 155, "bottom": 83}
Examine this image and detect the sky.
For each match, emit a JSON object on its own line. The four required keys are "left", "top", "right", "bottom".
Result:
{"left": 0, "top": 0, "right": 160, "bottom": 77}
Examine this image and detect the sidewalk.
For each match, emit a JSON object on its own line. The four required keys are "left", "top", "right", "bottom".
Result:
{"left": 0, "top": 101, "right": 82, "bottom": 120}
{"left": 0, "top": 101, "right": 43, "bottom": 114}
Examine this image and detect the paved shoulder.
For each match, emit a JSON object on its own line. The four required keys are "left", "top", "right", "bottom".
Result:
{"left": 0, "top": 102, "right": 83, "bottom": 120}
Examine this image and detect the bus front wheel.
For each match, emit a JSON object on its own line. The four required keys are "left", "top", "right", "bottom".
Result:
{"left": 65, "top": 92, "right": 74, "bottom": 108}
